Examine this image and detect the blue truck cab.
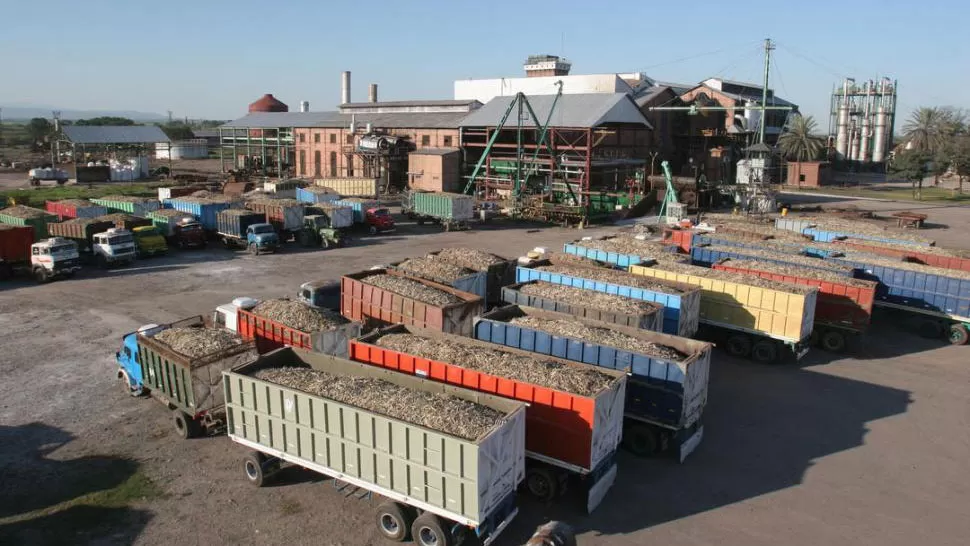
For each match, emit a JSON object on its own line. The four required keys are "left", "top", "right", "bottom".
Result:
{"left": 116, "top": 323, "right": 165, "bottom": 395}
{"left": 246, "top": 223, "right": 279, "bottom": 254}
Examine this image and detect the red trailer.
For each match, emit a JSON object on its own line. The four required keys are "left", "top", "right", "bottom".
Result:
{"left": 350, "top": 324, "right": 626, "bottom": 512}
{"left": 234, "top": 306, "right": 361, "bottom": 357}
{"left": 340, "top": 268, "right": 483, "bottom": 336}
{"left": 662, "top": 227, "right": 695, "bottom": 253}
{"left": 840, "top": 239, "right": 970, "bottom": 273}
{"left": 45, "top": 199, "right": 108, "bottom": 221}
{"left": 0, "top": 225, "right": 35, "bottom": 265}
{"left": 713, "top": 257, "right": 877, "bottom": 352}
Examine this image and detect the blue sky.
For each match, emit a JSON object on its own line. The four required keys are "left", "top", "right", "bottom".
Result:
{"left": 1, "top": 0, "right": 964, "bottom": 126}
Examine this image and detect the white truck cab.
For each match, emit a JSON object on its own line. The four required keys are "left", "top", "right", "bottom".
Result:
{"left": 213, "top": 297, "right": 259, "bottom": 332}
{"left": 92, "top": 228, "right": 137, "bottom": 267}
{"left": 30, "top": 237, "right": 81, "bottom": 282}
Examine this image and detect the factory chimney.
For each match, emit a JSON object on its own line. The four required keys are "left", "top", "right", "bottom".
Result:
{"left": 341, "top": 71, "right": 352, "bottom": 105}
{"left": 368, "top": 84, "right": 378, "bottom": 103}
{"left": 300, "top": 100, "right": 310, "bottom": 113}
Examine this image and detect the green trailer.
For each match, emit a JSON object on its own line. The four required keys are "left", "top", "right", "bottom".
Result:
{"left": 224, "top": 347, "right": 526, "bottom": 545}
{"left": 90, "top": 196, "right": 161, "bottom": 216}
{"left": 403, "top": 190, "right": 475, "bottom": 231}
{"left": 0, "top": 206, "right": 59, "bottom": 241}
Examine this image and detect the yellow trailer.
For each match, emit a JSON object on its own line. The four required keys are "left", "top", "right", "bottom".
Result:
{"left": 629, "top": 262, "right": 818, "bottom": 363}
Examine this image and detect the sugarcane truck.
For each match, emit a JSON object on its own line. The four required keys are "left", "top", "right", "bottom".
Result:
{"left": 115, "top": 316, "right": 257, "bottom": 438}
{"left": 92, "top": 228, "right": 138, "bottom": 267}
{"left": 216, "top": 210, "right": 280, "bottom": 255}
{"left": 0, "top": 237, "right": 81, "bottom": 282}
{"left": 226, "top": 347, "right": 527, "bottom": 546}
{"left": 299, "top": 214, "right": 345, "bottom": 249}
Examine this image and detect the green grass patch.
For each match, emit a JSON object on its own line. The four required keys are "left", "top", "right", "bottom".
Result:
{"left": 0, "top": 470, "right": 162, "bottom": 526}
{"left": 1, "top": 182, "right": 165, "bottom": 207}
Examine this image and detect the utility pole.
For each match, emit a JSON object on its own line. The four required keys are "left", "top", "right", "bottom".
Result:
{"left": 51, "top": 111, "right": 61, "bottom": 166}
{"left": 759, "top": 38, "right": 774, "bottom": 145}
{"left": 167, "top": 110, "right": 173, "bottom": 124}
{"left": 0, "top": 107, "right": 4, "bottom": 147}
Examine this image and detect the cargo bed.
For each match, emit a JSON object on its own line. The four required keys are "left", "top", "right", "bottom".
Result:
{"left": 236, "top": 306, "right": 361, "bottom": 357}
{"left": 501, "top": 281, "right": 664, "bottom": 332}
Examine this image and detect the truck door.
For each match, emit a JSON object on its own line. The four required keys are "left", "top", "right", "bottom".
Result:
{"left": 119, "top": 334, "right": 144, "bottom": 387}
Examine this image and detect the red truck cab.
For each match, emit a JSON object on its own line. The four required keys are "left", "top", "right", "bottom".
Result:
{"left": 364, "top": 207, "right": 395, "bottom": 235}
{"left": 174, "top": 219, "right": 207, "bottom": 248}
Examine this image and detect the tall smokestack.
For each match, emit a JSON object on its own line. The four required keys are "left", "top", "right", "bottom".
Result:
{"left": 341, "top": 71, "right": 351, "bottom": 105}
{"left": 368, "top": 84, "right": 378, "bottom": 103}
{"left": 300, "top": 100, "right": 310, "bottom": 113}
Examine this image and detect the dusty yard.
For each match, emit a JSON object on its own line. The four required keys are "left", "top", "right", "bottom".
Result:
{"left": 1, "top": 200, "right": 968, "bottom": 546}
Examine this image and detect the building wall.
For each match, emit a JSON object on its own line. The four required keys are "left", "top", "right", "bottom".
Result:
{"left": 408, "top": 151, "right": 461, "bottom": 192}
{"left": 292, "top": 127, "right": 460, "bottom": 178}
{"left": 787, "top": 161, "right": 832, "bottom": 187}
{"left": 454, "top": 74, "right": 631, "bottom": 104}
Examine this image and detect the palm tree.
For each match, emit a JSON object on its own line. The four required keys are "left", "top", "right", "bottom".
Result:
{"left": 777, "top": 115, "right": 824, "bottom": 161}
{"left": 903, "top": 107, "right": 960, "bottom": 155}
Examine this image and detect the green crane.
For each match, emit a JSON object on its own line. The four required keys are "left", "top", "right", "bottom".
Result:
{"left": 463, "top": 82, "right": 565, "bottom": 210}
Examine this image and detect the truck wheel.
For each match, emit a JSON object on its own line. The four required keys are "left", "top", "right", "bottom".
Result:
{"left": 248, "top": 243, "right": 259, "bottom": 256}
{"left": 369, "top": 226, "right": 378, "bottom": 235}
{"left": 948, "top": 323, "right": 969, "bottom": 346}
{"left": 820, "top": 330, "right": 847, "bottom": 353}
{"left": 243, "top": 452, "right": 270, "bottom": 487}
{"left": 622, "top": 423, "right": 660, "bottom": 456}
{"left": 525, "top": 466, "right": 559, "bottom": 502}
{"left": 320, "top": 238, "right": 330, "bottom": 250}
{"left": 375, "top": 501, "right": 414, "bottom": 542}
{"left": 34, "top": 267, "right": 50, "bottom": 283}
{"left": 751, "top": 340, "right": 779, "bottom": 364}
{"left": 173, "top": 411, "right": 200, "bottom": 439}
{"left": 96, "top": 255, "right": 108, "bottom": 269}
{"left": 417, "top": 218, "right": 425, "bottom": 226}
{"left": 725, "top": 334, "right": 751, "bottom": 358}
{"left": 411, "top": 512, "right": 455, "bottom": 546}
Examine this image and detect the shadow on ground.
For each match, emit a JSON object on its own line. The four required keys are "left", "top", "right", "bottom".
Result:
{"left": 493, "top": 355, "right": 912, "bottom": 545}
{"left": 0, "top": 422, "right": 153, "bottom": 545}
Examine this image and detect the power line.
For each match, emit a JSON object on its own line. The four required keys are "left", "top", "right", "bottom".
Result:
{"left": 711, "top": 44, "right": 763, "bottom": 82}
{"left": 639, "top": 39, "right": 763, "bottom": 72}
{"left": 774, "top": 42, "right": 850, "bottom": 80}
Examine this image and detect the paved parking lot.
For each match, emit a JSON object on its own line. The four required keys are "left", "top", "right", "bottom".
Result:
{"left": 1, "top": 202, "right": 967, "bottom": 546}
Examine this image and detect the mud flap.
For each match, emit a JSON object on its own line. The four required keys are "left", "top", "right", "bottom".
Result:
{"left": 679, "top": 425, "right": 704, "bottom": 463}
{"left": 586, "top": 462, "right": 617, "bottom": 513}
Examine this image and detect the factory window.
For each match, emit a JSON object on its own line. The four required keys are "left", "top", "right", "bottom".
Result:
{"left": 299, "top": 150, "right": 306, "bottom": 176}
{"left": 799, "top": 174, "right": 806, "bottom": 182}
{"left": 346, "top": 154, "right": 354, "bottom": 176}
{"left": 314, "top": 133, "right": 320, "bottom": 143}
{"left": 299, "top": 133, "right": 306, "bottom": 143}
{"left": 346, "top": 134, "right": 353, "bottom": 144}
{"left": 330, "top": 152, "right": 337, "bottom": 176}
{"left": 330, "top": 133, "right": 336, "bottom": 144}
{"left": 314, "top": 151, "right": 321, "bottom": 176}
{"left": 421, "top": 135, "right": 431, "bottom": 147}
{"left": 443, "top": 136, "right": 452, "bottom": 147}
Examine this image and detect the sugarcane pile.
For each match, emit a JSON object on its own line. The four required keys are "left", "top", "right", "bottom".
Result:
{"left": 251, "top": 299, "right": 349, "bottom": 331}
{"left": 508, "top": 316, "right": 687, "bottom": 361}
{"left": 362, "top": 274, "right": 462, "bottom": 306}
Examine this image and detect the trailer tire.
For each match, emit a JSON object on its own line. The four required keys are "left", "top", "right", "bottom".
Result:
{"left": 751, "top": 340, "right": 779, "bottom": 364}
{"left": 411, "top": 512, "right": 455, "bottom": 546}
{"left": 820, "top": 330, "right": 847, "bottom": 353}
{"left": 525, "top": 466, "right": 559, "bottom": 502}
{"left": 369, "top": 225, "right": 378, "bottom": 235}
{"left": 725, "top": 334, "right": 751, "bottom": 358}
{"left": 622, "top": 423, "right": 660, "bottom": 456}
{"left": 375, "top": 501, "right": 414, "bottom": 542}
{"left": 320, "top": 238, "right": 330, "bottom": 250}
{"left": 417, "top": 218, "right": 425, "bottom": 226}
{"left": 948, "top": 323, "right": 969, "bottom": 346}
{"left": 34, "top": 267, "right": 49, "bottom": 283}
{"left": 173, "top": 411, "right": 199, "bottom": 439}
{"left": 243, "top": 452, "right": 269, "bottom": 487}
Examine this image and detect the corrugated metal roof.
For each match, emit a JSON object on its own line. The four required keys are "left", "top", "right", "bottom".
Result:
{"left": 459, "top": 93, "right": 652, "bottom": 129}
{"left": 62, "top": 125, "right": 171, "bottom": 144}
{"left": 635, "top": 86, "right": 675, "bottom": 107}
{"left": 220, "top": 111, "right": 469, "bottom": 130}
{"left": 341, "top": 99, "right": 480, "bottom": 108}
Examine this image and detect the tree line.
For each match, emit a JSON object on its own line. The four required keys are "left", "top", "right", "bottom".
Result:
{"left": 20, "top": 117, "right": 225, "bottom": 147}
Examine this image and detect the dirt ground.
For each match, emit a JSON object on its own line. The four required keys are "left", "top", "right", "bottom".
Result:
{"left": 1, "top": 199, "right": 969, "bottom": 546}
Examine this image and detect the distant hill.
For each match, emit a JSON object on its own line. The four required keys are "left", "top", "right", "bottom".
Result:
{"left": 1, "top": 105, "right": 167, "bottom": 122}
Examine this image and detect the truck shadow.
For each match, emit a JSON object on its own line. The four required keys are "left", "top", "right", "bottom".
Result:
{"left": 0, "top": 422, "right": 153, "bottom": 545}
{"left": 809, "top": 310, "right": 954, "bottom": 364}
{"left": 494, "top": 356, "right": 912, "bottom": 544}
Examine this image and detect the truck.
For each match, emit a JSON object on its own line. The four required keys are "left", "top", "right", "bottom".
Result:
{"left": 0, "top": 226, "right": 81, "bottom": 282}
{"left": 0, "top": 205, "right": 59, "bottom": 240}
{"left": 45, "top": 199, "right": 108, "bottom": 220}
{"left": 295, "top": 185, "right": 341, "bottom": 204}
{"left": 388, "top": 256, "right": 488, "bottom": 301}
{"left": 164, "top": 197, "right": 238, "bottom": 231}
{"left": 216, "top": 209, "right": 279, "bottom": 254}
{"left": 630, "top": 262, "right": 819, "bottom": 363}
{"left": 332, "top": 198, "right": 395, "bottom": 235}
{"left": 426, "top": 248, "right": 516, "bottom": 305}
{"left": 473, "top": 305, "right": 712, "bottom": 461}
{"left": 28, "top": 167, "right": 69, "bottom": 186}
{"left": 147, "top": 209, "right": 206, "bottom": 248}
{"left": 131, "top": 226, "right": 169, "bottom": 257}
{"left": 339, "top": 268, "right": 484, "bottom": 335}
{"left": 563, "top": 236, "right": 689, "bottom": 268}
{"left": 213, "top": 297, "right": 361, "bottom": 357}
{"left": 713, "top": 258, "right": 877, "bottom": 353}
{"left": 244, "top": 198, "right": 306, "bottom": 239}
{"left": 96, "top": 213, "right": 153, "bottom": 232}
{"left": 296, "top": 279, "right": 342, "bottom": 310}
{"left": 402, "top": 189, "right": 474, "bottom": 231}
{"left": 298, "top": 205, "right": 353, "bottom": 249}
{"left": 48, "top": 219, "right": 116, "bottom": 253}
{"left": 501, "top": 281, "right": 664, "bottom": 331}
{"left": 226, "top": 347, "right": 525, "bottom": 546}
{"left": 91, "top": 228, "right": 138, "bottom": 267}
{"left": 350, "top": 324, "right": 627, "bottom": 512}
{"left": 89, "top": 196, "right": 161, "bottom": 217}
{"left": 116, "top": 316, "right": 258, "bottom": 438}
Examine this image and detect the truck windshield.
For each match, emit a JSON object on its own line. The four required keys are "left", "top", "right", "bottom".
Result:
{"left": 373, "top": 209, "right": 390, "bottom": 217}
{"left": 181, "top": 223, "right": 202, "bottom": 232}
{"left": 108, "top": 235, "right": 134, "bottom": 245}
{"left": 252, "top": 225, "right": 275, "bottom": 234}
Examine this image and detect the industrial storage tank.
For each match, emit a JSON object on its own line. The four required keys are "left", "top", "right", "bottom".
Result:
{"left": 248, "top": 94, "right": 288, "bottom": 113}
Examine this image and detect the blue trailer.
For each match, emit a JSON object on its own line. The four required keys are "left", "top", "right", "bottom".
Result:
{"left": 164, "top": 198, "right": 237, "bottom": 231}
{"left": 501, "top": 281, "right": 664, "bottom": 331}
{"left": 825, "top": 253, "right": 970, "bottom": 344}
{"left": 690, "top": 244, "right": 855, "bottom": 276}
{"left": 474, "top": 305, "right": 712, "bottom": 460}
{"left": 562, "top": 239, "right": 683, "bottom": 269}
{"left": 803, "top": 227, "right": 934, "bottom": 248}
{"left": 515, "top": 264, "right": 701, "bottom": 337}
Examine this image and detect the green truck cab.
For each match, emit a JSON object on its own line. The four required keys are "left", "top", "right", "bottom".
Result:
{"left": 132, "top": 225, "right": 169, "bottom": 257}
{"left": 299, "top": 215, "right": 344, "bottom": 249}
